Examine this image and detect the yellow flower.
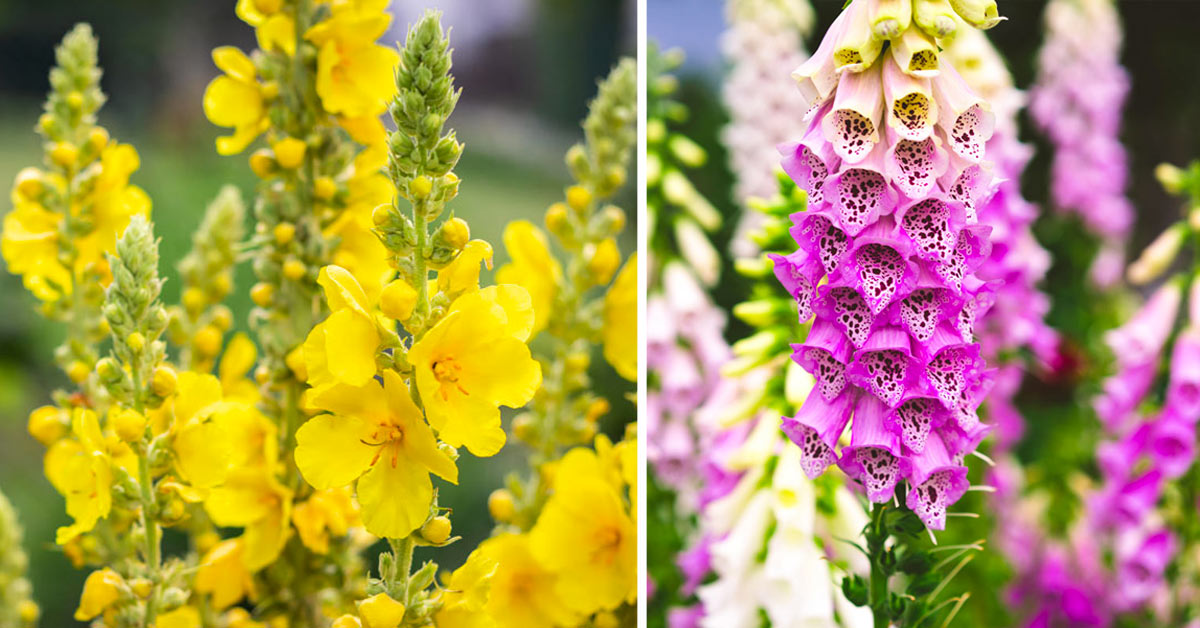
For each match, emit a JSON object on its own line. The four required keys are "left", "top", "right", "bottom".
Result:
{"left": 303, "top": 265, "right": 381, "bottom": 402}
{"left": 157, "top": 605, "right": 202, "bottom": 628}
{"left": 529, "top": 448, "right": 635, "bottom": 615}
{"left": 203, "top": 467, "right": 292, "bottom": 570}
{"left": 75, "top": 567, "right": 123, "bottom": 621}
{"left": 408, "top": 285, "right": 541, "bottom": 457}
{"left": 203, "top": 47, "right": 270, "bottom": 155}
{"left": 434, "top": 549, "right": 498, "bottom": 628}
{"left": 478, "top": 534, "right": 578, "bottom": 628}
{"left": 437, "top": 240, "right": 494, "bottom": 297}
{"left": 495, "top": 221, "right": 561, "bottom": 336}
{"left": 76, "top": 142, "right": 150, "bottom": 274}
{"left": 295, "top": 370, "right": 458, "bottom": 538}
{"left": 358, "top": 592, "right": 406, "bottom": 628}
{"left": 292, "top": 487, "right": 359, "bottom": 554}
{"left": 602, "top": 252, "right": 637, "bottom": 381}
{"left": 218, "top": 332, "right": 261, "bottom": 402}
{"left": 325, "top": 172, "right": 394, "bottom": 302}
{"left": 236, "top": 0, "right": 295, "bottom": 55}
{"left": 1, "top": 191, "right": 68, "bottom": 301}
{"left": 195, "top": 538, "right": 256, "bottom": 609}
{"left": 304, "top": 0, "right": 399, "bottom": 117}
{"left": 45, "top": 409, "right": 112, "bottom": 544}
{"left": 170, "top": 372, "right": 233, "bottom": 489}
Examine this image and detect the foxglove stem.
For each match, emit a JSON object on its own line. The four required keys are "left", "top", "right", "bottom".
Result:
{"left": 868, "top": 503, "right": 890, "bottom": 628}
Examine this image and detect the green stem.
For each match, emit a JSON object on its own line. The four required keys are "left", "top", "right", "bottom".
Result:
{"left": 389, "top": 535, "right": 415, "bottom": 602}
{"left": 868, "top": 503, "right": 890, "bottom": 628}
{"left": 138, "top": 444, "right": 160, "bottom": 627}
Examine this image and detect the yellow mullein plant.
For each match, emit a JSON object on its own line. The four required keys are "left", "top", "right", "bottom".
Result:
{"left": 3, "top": 7, "right": 638, "bottom": 628}
{"left": 479, "top": 59, "right": 640, "bottom": 628}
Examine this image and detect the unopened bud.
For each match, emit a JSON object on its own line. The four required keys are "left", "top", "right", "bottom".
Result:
{"left": 588, "top": 238, "right": 621, "bottom": 285}
{"left": 87, "top": 127, "right": 109, "bottom": 153}
{"left": 488, "top": 489, "right": 515, "bottom": 522}
{"left": 1128, "top": 223, "right": 1186, "bottom": 285}
{"left": 50, "top": 142, "right": 78, "bottom": 168}
{"left": 126, "top": 332, "right": 145, "bottom": 353}
{"left": 274, "top": 222, "right": 296, "bottom": 245}
{"left": 421, "top": 515, "right": 452, "bottom": 544}
{"left": 152, "top": 365, "right": 178, "bottom": 397}
{"left": 66, "top": 360, "right": 90, "bottom": 384}
{"left": 439, "top": 217, "right": 470, "bottom": 250}
{"left": 251, "top": 282, "right": 275, "bottom": 308}
{"left": 272, "top": 137, "right": 307, "bottom": 169}
{"left": 27, "top": 406, "right": 67, "bottom": 445}
{"left": 566, "top": 185, "right": 592, "bottom": 212}
{"left": 1156, "top": 163, "right": 1187, "bottom": 195}
{"left": 194, "top": 325, "right": 223, "bottom": 357}
{"left": 282, "top": 258, "right": 307, "bottom": 281}
{"left": 249, "top": 149, "right": 276, "bottom": 178}
{"left": 112, "top": 408, "right": 146, "bottom": 442}
{"left": 410, "top": 175, "right": 432, "bottom": 199}
{"left": 14, "top": 167, "right": 43, "bottom": 199}
{"left": 545, "top": 202, "right": 570, "bottom": 237}
{"left": 949, "top": 0, "right": 1002, "bottom": 29}
{"left": 380, "top": 279, "right": 418, "bottom": 321}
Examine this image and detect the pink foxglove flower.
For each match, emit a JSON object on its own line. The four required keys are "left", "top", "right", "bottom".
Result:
{"left": 775, "top": 0, "right": 1001, "bottom": 530}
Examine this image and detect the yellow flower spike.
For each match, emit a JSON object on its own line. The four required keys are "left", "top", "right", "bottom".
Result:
{"left": 194, "top": 324, "right": 223, "bottom": 357}
{"left": 195, "top": 538, "right": 256, "bottom": 610}
{"left": 204, "top": 47, "right": 268, "bottom": 155}
{"left": 250, "top": 282, "right": 275, "bottom": 307}
{"left": 588, "top": 238, "right": 620, "bottom": 285}
{"left": 111, "top": 408, "right": 146, "bottom": 442}
{"left": 74, "top": 567, "right": 123, "bottom": 621}
{"left": 14, "top": 167, "right": 43, "bottom": 199}
{"left": 27, "top": 405, "right": 67, "bottom": 445}
{"left": 50, "top": 142, "right": 78, "bottom": 168}
{"left": 273, "top": 222, "right": 296, "bottom": 245}
{"left": 272, "top": 137, "right": 307, "bottom": 169}
{"left": 479, "top": 534, "right": 579, "bottom": 628}
{"left": 332, "top": 616, "right": 363, "bottom": 628}
{"left": 295, "top": 371, "right": 458, "bottom": 538}
{"left": 283, "top": 258, "right": 307, "bottom": 281}
{"left": 302, "top": 266, "right": 380, "bottom": 397}
{"left": 602, "top": 252, "right": 637, "bottom": 381}
{"left": 529, "top": 448, "right": 635, "bottom": 615}
{"left": 152, "top": 364, "right": 178, "bottom": 397}
{"left": 157, "top": 605, "right": 202, "bottom": 628}
{"left": 487, "top": 489, "right": 515, "bottom": 522}
{"left": 314, "top": 176, "right": 337, "bottom": 201}
{"left": 249, "top": 149, "right": 276, "bottom": 178}
{"left": 565, "top": 185, "right": 591, "bottom": 212}
{"left": 496, "top": 221, "right": 562, "bottom": 336}
{"left": 421, "top": 514, "right": 452, "bottom": 544}
{"left": 408, "top": 286, "right": 541, "bottom": 457}
{"left": 380, "top": 278, "right": 417, "bottom": 321}
{"left": 358, "top": 593, "right": 406, "bottom": 628}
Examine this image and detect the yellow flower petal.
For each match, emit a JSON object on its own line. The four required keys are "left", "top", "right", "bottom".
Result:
{"left": 356, "top": 449, "right": 433, "bottom": 539}
{"left": 382, "top": 371, "right": 457, "bottom": 484}
{"left": 212, "top": 46, "right": 256, "bottom": 83}
{"left": 322, "top": 308, "right": 379, "bottom": 387}
{"left": 319, "top": 264, "right": 371, "bottom": 313}
{"left": 295, "top": 413, "right": 377, "bottom": 490}
{"left": 204, "top": 76, "right": 263, "bottom": 129}
{"left": 358, "top": 592, "right": 406, "bottom": 628}
{"left": 174, "top": 421, "right": 232, "bottom": 488}
{"left": 603, "top": 252, "right": 637, "bottom": 382}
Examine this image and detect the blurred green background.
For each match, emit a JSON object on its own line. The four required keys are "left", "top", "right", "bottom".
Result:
{"left": 0, "top": 0, "right": 635, "bottom": 623}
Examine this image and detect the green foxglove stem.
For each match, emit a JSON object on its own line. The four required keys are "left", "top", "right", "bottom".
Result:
{"left": 868, "top": 502, "right": 890, "bottom": 628}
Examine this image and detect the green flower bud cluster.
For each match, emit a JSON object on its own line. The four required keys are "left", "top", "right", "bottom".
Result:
{"left": 37, "top": 23, "right": 105, "bottom": 146}
{"left": 0, "top": 488, "right": 37, "bottom": 628}
{"left": 100, "top": 215, "right": 168, "bottom": 410}
{"left": 569, "top": 57, "right": 636, "bottom": 199}
{"left": 647, "top": 45, "right": 722, "bottom": 286}
{"left": 169, "top": 185, "right": 245, "bottom": 370}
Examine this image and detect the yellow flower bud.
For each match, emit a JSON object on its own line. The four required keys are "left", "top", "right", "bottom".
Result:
{"left": 112, "top": 408, "right": 147, "bottom": 442}
{"left": 126, "top": 331, "right": 146, "bottom": 353}
{"left": 194, "top": 325, "right": 223, "bottom": 357}
{"left": 93, "top": 356, "right": 116, "bottom": 382}
{"left": 274, "top": 222, "right": 297, "bottom": 245}
{"left": 314, "top": 177, "right": 337, "bottom": 201}
{"left": 332, "top": 616, "right": 363, "bottom": 628}
{"left": 440, "top": 217, "right": 470, "bottom": 250}
{"left": 37, "top": 113, "right": 54, "bottom": 134}
{"left": 588, "top": 238, "right": 620, "bottom": 285}
{"left": 272, "top": 137, "right": 307, "bottom": 169}
{"left": 66, "top": 360, "right": 90, "bottom": 384}
{"left": 249, "top": 149, "right": 276, "bottom": 178}
{"left": 212, "top": 274, "right": 233, "bottom": 299}
{"left": 566, "top": 185, "right": 591, "bottom": 212}
{"left": 152, "top": 365, "right": 178, "bottom": 397}
{"left": 357, "top": 593, "right": 406, "bottom": 628}
{"left": 251, "top": 282, "right": 275, "bottom": 307}
{"left": 260, "top": 80, "right": 280, "bottom": 100}
{"left": 283, "top": 258, "right": 307, "bottom": 281}
{"left": 27, "top": 405, "right": 67, "bottom": 445}
{"left": 211, "top": 305, "right": 234, "bottom": 331}
{"left": 372, "top": 204, "right": 392, "bottom": 226}
{"left": 182, "top": 287, "right": 207, "bottom": 314}
{"left": 18, "top": 600, "right": 39, "bottom": 624}
{"left": 285, "top": 346, "right": 307, "bottom": 381}
{"left": 512, "top": 414, "right": 536, "bottom": 443}
{"left": 585, "top": 398, "right": 611, "bottom": 423}
{"left": 488, "top": 489, "right": 515, "bottom": 522}
{"left": 66, "top": 91, "right": 84, "bottom": 110}
{"left": 410, "top": 175, "right": 432, "bottom": 199}
{"left": 421, "top": 515, "right": 452, "bottom": 544}
{"left": 87, "top": 126, "right": 110, "bottom": 152}
{"left": 129, "top": 577, "right": 153, "bottom": 599}
{"left": 50, "top": 142, "right": 79, "bottom": 168}
{"left": 594, "top": 612, "right": 619, "bottom": 628}
{"left": 14, "top": 167, "right": 43, "bottom": 199}
{"left": 565, "top": 352, "right": 590, "bottom": 373}
{"left": 380, "top": 279, "right": 418, "bottom": 321}
{"left": 545, "top": 202, "right": 569, "bottom": 235}
{"left": 255, "top": 365, "right": 271, "bottom": 385}
{"left": 75, "top": 568, "right": 123, "bottom": 621}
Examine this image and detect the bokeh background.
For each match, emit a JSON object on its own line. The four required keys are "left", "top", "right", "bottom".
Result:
{"left": 0, "top": 0, "right": 635, "bottom": 623}
{"left": 648, "top": 0, "right": 1200, "bottom": 626}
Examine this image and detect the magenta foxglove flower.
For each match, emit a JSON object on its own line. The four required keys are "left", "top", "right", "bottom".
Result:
{"left": 775, "top": 0, "right": 1001, "bottom": 530}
